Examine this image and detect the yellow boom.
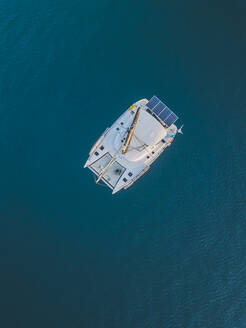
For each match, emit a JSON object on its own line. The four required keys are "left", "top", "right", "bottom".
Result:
{"left": 122, "top": 107, "right": 141, "bottom": 154}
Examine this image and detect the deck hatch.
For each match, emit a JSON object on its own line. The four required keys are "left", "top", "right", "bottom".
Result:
{"left": 146, "top": 95, "right": 179, "bottom": 126}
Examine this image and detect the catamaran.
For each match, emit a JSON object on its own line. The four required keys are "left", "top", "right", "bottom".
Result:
{"left": 84, "top": 96, "right": 183, "bottom": 194}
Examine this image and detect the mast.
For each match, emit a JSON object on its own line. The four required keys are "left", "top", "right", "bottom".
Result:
{"left": 122, "top": 107, "right": 141, "bottom": 154}
{"left": 96, "top": 107, "right": 141, "bottom": 184}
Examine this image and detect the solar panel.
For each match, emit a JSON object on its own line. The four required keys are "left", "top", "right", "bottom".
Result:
{"left": 146, "top": 96, "right": 160, "bottom": 109}
{"left": 146, "top": 95, "right": 179, "bottom": 126}
{"left": 164, "top": 113, "right": 179, "bottom": 126}
{"left": 152, "top": 102, "right": 165, "bottom": 115}
{"left": 159, "top": 107, "right": 171, "bottom": 121}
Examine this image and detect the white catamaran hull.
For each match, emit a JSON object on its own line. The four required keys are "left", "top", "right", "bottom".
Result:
{"left": 84, "top": 96, "right": 181, "bottom": 194}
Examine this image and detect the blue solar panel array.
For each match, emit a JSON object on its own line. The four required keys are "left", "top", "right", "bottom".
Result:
{"left": 146, "top": 96, "right": 159, "bottom": 110}
{"left": 146, "top": 95, "right": 178, "bottom": 126}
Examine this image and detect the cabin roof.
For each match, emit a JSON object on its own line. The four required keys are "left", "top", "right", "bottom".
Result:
{"left": 134, "top": 109, "right": 167, "bottom": 146}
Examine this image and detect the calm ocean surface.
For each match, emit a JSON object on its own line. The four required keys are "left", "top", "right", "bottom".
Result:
{"left": 0, "top": 1, "right": 246, "bottom": 327}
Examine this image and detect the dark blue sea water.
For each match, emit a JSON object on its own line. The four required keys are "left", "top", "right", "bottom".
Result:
{"left": 1, "top": 1, "right": 246, "bottom": 327}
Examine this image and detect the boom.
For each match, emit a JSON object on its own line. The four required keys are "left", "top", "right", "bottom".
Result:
{"left": 122, "top": 107, "right": 141, "bottom": 154}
